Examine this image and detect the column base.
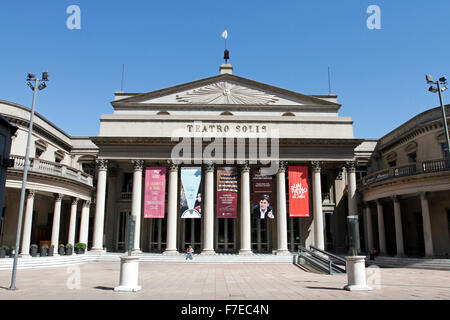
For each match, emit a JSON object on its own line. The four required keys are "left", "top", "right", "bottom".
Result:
{"left": 239, "top": 249, "right": 253, "bottom": 255}
{"left": 87, "top": 248, "right": 106, "bottom": 254}
{"left": 132, "top": 249, "right": 142, "bottom": 255}
{"left": 114, "top": 285, "right": 142, "bottom": 292}
{"left": 275, "top": 249, "right": 291, "bottom": 255}
{"left": 20, "top": 254, "right": 31, "bottom": 259}
{"left": 344, "top": 284, "right": 373, "bottom": 291}
{"left": 201, "top": 250, "right": 216, "bottom": 255}
{"left": 163, "top": 250, "right": 180, "bottom": 256}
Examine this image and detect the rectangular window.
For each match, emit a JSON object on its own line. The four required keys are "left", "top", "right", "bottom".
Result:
{"left": 122, "top": 173, "right": 133, "bottom": 193}
{"left": 408, "top": 152, "right": 417, "bottom": 163}
{"left": 388, "top": 161, "right": 397, "bottom": 168}
{"left": 441, "top": 143, "right": 449, "bottom": 159}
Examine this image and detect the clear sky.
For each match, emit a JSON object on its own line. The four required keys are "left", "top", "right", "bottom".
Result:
{"left": 1, "top": 0, "right": 449, "bottom": 139}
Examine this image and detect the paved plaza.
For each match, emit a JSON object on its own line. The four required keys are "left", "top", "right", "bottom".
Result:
{"left": 0, "top": 263, "right": 449, "bottom": 300}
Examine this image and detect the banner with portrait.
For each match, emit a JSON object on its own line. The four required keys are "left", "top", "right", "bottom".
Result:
{"left": 216, "top": 167, "right": 238, "bottom": 218}
{"left": 144, "top": 167, "right": 166, "bottom": 218}
{"left": 180, "top": 167, "right": 202, "bottom": 218}
{"left": 252, "top": 168, "right": 274, "bottom": 219}
{"left": 288, "top": 166, "right": 310, "bottom": 217}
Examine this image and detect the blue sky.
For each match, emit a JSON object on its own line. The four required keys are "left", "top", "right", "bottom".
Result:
{"left": 0, "top": 0, "right": 449, "bottom": 138}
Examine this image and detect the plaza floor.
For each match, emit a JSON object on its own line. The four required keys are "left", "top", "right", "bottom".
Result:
{"left": 0, "top": 263, "right": 449, "bottom": 300}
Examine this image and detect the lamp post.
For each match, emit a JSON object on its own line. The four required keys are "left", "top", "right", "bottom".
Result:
{"left": 9, "top": 72, "right": 49, "bottom": 290}
{"left": 426, "top": 75, "right": 450, "bottom": 163}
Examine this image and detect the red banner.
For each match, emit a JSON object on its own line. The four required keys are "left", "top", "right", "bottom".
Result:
{"left": 288, "top": 166, "right": 310, "bottom": 217}
{"left": 144, "top": 167, "right": 166, "bottom": 218}
{"left": 216, "top": 167, "right": 238, "bottom": 218}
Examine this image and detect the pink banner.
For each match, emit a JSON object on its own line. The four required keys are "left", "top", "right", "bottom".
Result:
{"left": 144, "top": 167, "right": 166, "bottom": 218}
{"left": 216, "top": 167, "right": 238, "bottom": 218}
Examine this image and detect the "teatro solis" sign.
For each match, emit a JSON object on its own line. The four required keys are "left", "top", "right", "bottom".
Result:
{"left": 186, "top": 123, "right": 268, "bottom": 134}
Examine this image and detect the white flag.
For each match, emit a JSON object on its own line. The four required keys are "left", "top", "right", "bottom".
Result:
{"left": 221, "top": 29, "right": 228, "bottom": 40}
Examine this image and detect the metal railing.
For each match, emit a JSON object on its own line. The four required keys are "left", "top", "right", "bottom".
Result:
{"left": 9, "top": 155, "right": 93, "bottom": 187}
{"left": 361, "top": 158, "right": 450, "bottom": 187}
{"left": 295, "top": 245, "right": 346, "bottom": 275}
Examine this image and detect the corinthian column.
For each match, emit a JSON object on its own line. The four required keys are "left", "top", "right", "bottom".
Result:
{"left": 202, "top": 161, "right": 216, "bottom": 255}
{"left": 392, "top": 196, "right": 405, "bottom": 257}
{"left": 51, "top": 194, "right": 64, "bottom": 252}
{"left": 92, "top": 159, "right": 108, "bottom": 253}
{"left": 67, "top": 197, "right": 79, "bottom": 248}
{"left": 79, "top": 200, "right": 91, "bottom": 246}
{"left": 21, "top": 190, "right": 36, "bottom": 256}
{"left": 239, "top": 161, "right": 252, "bottom": 255}
{"left": 420, "top": 192, "right": 434, "bottom": 257}
{"left": 164, "top": 161, "right": 179, "bottom": 255}
{"left": 131, "top": 159, "right": 144, "bottom": 253}
{"left": 276, "top": 161, "right": 289, "bottom": 254}
{"left": 346, "top": 161, "right": 358, "bottom": 216}
{"left": 312, "top": 161, "right": 324, "bottom": 250}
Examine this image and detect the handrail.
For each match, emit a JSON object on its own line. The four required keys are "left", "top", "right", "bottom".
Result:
{"left": 310, "top": 245, "right": 346, "bottom": 265}
{"left": 297, "top": 245, "right": 346, "bottom": 274}
{"left": 361, "top": 158, "right": 450, "bottom": 187}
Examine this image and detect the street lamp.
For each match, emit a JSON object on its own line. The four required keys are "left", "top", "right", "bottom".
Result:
{"left": 9, "top": 72, "right": 49, "bottom": 291}
{"left": 426, "top": 74, "right": 450, "bottom": 164}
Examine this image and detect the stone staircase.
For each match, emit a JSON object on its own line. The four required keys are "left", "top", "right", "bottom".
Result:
{"left": 0, "top": 252, "right": 295, "bottom": 270}
{"left": 366, "top": 256, "right": 450, "bottom": 271}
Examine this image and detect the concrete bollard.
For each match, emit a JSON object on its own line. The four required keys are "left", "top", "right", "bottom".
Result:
{"left": 344, "top": 256, "right": 373, "bottom": 291}
{"left": 114, "top": 256, "right": 142, "bottom": 292}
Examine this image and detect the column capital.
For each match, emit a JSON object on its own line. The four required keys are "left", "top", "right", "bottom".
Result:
{"left": 27, "top": 189, "right": 36, "bottom": 199}
{"left": 54, "top": 193, "right": 64, "bottom": 201}
{"left": 345, "top": 161, "right": 356, "bottom": 173}
{"left": 311, "top": 161, "right": 322, "bottom": 173}
{"left": 83, "top": 200, "right": 91, "bottom": 208}
{"left": 420, "top": 192, "right": 428, "bottom": 200}
{"left": 376, "top": 198, "right": 383, "bottom": 205}
{"left": 167, "top": 160, "right": 179, "bottom": 172}
{"left": 238, "top": 161, "right": 250, "bottom": 173}
{"left": 96, "top": 158, "right": 108, "bottom": 171}
{"left": 71, "top": 197, "right": 79, "bottom": 205}
{"left": 204, "top": 160, "right": 215, "bottom": 172}
{"left": 392, "top": 195, "right": 400, "bottom": 203}
{"left": 278, "top": 161, "right": 287, "bottom": 173}
{"left": 336, "top": 168, "right": 344, "bottom": 180}
{"left": 132, "top": 159, "right": 144, "bottom": 171}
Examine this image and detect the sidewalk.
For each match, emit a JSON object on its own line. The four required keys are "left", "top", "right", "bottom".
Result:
{"left": 1, "top": 263, "right": 449, "bottom": 300}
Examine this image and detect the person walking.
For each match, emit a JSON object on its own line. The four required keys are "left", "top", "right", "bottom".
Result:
{"left": 186, "top": 245, "right": 194, "bottom": 260}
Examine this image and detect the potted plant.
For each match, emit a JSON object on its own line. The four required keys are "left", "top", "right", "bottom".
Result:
{"left": 9, "top": 246, "right": 15, "bottom": 258}
{"left": 0, "top": 245, "right": 8, "bottom": 258}
{"left": 74, "top": 243, "right": 86, "bottom": 254}
{"left": 48, "top": 245, "right": 54, "bottom": 257}
{"left": 40, "top": 244, "right": 48, "bottom": 257}
{"left": 30, "top": 244, "right": 38, "bottom": 257}
{"left": 66, "top": 244, "right": 73, "bottom": 256}
{"left": 58, "top": 244, "right": 65, "bottom": 256}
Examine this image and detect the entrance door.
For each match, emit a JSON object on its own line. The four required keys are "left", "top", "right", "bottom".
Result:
{"left": 183, "top": 219, "right": 201, "bottom": 252}
{"left": 117, "top": 211, "right": 130, "bottom": 252}
{"left": 216, "top": 218, "right": 237, "bottom": 253}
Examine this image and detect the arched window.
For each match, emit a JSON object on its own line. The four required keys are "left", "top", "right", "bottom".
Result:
{"left": 282, "top": 112, "right": 295, "bottom": 117}
{"left": 220, "top": 111, "right": 233, "bottom": 116}
{"left": 157, "top": 111, "right": 170, "bottom": 115}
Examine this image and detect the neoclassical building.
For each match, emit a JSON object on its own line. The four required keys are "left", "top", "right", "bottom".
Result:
{"left": 1, "top": 63, "right": 448, "bottom": 258}
{"left": 359, "top": 106, "right": 450, "bottom": 258}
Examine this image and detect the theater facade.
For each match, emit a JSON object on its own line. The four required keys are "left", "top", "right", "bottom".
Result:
{"left": 0, "top": 63, "right": 392, "bottom": 256}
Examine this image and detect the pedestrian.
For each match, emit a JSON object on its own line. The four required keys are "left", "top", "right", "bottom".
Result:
{"left": 186, "top": 245, "right": 194, "bottom": 260}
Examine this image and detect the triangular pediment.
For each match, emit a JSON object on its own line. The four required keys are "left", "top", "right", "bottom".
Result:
{"left": 112, "top": 74, "right": 339, "bottom": 107}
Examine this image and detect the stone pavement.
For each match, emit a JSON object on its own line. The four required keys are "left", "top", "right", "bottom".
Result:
{"left": 0, "top": 263, "right": 449, "bottom": 300}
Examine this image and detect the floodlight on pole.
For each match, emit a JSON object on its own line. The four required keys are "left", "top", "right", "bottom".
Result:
{"left": 426, "top": 74, "right": 450, "bottom": 165}
{"left": 9, "top": 72, "right": 49, "bottom": 291}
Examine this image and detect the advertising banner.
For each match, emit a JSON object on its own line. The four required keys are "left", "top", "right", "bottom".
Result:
{"left": 144, "top": 167, "right": 166, "bottom": 218}
{"left": 216, "top": 167, "right": 238, "bottom": 218}
{"left": 288, "top": 166, "right": 310, "bottom": 217}
{"left": 180, "top": 167, "right": 202, "bottom": 218}
{"left": 252, "top": 168, "right": 274, "bottom": 219}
